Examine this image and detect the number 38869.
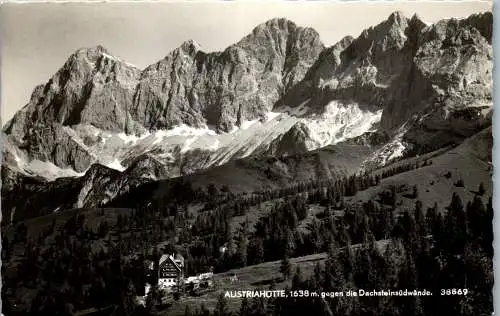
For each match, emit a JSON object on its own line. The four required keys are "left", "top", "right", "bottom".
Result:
{"left": 440, "top": 289, "right": 468, "bottom": 295}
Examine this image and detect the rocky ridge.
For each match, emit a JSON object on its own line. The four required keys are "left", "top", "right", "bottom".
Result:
{"left": 284, "top": 11, "right": 492, "bottom": 130}
{"left": 1, "top": 11, "right": 493, "bottom": 220}
{"left": 4, "top": 18, "right": 328, "bottom": 175}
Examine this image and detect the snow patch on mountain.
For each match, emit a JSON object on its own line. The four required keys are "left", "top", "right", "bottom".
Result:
{"left": 304, "top": 101, "right": 382, "bottom": 148}
{"left": 5, "top": 139, "right": 86, "bottom": 180}
{"left": 165, "top": 124, "right": 217, "bottom": 137}
{"left": 10, "top": 100, "right": 383, "bottom": 178}
{"left": 276, "top": 99, "right": 311, "bottom": 117}
{"left": 117, "top": 132, "right": 149, "bottom": 144}
{"left": 102, "top": 52, "right": 139, "bottom": 69}
{"left": 152, "top": 124, "right": 217, "bottom": 145}
{"left": 12, "top": 152, "right": 21, "bottom": 164}
{"left": 76, "top": 180, "right": 93, "bottom": 208}
{"left": 181, "top": 137, "right": 198, "bottom": 153}
{"left": 102, "top": 52, "right": 118, "bottom": 61}
{"left": 106, "top": 158, "right": 126, "bottom": 172}
{"left": 209, "top": 139, "right": 220, "bottom": 151}
{"left": 266, "top": 112, "right": 281, "bottom": 122}
{"left": 240, "top": 119, "right": 260, "bottom": 130}
{"left": 153, "top": 124, "right": 218, "bottom": 145}
{"left": 24, "top": 159, "right": 85, "bottom": 181}
{"left": 202, "top": 113, "right": 300, "bottom": 165}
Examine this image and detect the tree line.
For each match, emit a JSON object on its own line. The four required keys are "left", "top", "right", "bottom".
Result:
{"left": 188, "top": 191, "right": 493, "bottom": 316}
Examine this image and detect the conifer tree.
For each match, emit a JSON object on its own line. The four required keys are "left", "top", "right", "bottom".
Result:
{"left": 445, "top": 193, "right": 467, "bottom": 256}
{"left": 237, "top": 231, "right": 248, "bottom": 268}
{"left": 253, "top": 237, "right": 265, "bottom": 265}
{"left": 215, "top": 292, "right": 230, "bottom": 316}
{"left": 483, "top": 197, "right": 494, "bottom": 257}
{"left": 250, "top": 296, "right": 266, "bottom": 316}
{"left": 324, "top": 241, "right": 345, "bottom": 291}
{"left": 280, "top": 255, "right": 292, "bottom": 281}
{"left": 239, "top": 297, "right": 250, "bottom": 316}
{"left": 312, "top": 262, "right": 323, "bottom": 290}
{"left": 412, "top": 185, "right": 419, "bottom": 199}
{"left": 292, "top": 266, "right": 303, "bottom": 290}
{"left": 478, "top": 182, "right": 486, "bottom": 196}
{"left": 184, "top": 304, "right": 192, "bottom": 316}
{"left": 199, "top": 303, "right": 210, "bottom": 316}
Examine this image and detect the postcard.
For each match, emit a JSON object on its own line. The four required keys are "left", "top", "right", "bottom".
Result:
{"left": 0, "top": 1, "right": 494, "bottom": 315}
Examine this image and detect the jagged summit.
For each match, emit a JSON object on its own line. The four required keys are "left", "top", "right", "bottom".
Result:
{"left": 332, "top": 35, "right": 355, "bottom": 50}
{"left": 239, "top": 17, "right": 323, "bottom": 49}
{"left": 252, "top": 17, "right": 298, "bottom": 32}
{"left": 231, "top": 17, "right": 324, "bottom": 78}
{"left": 65, "top": 45, "right": 140, "bottom": 71}
{"left": 408, "top": 13, "right": 428, "bottom": 28}
{"left": 410, "top": 13, "right": 422, "bottom": 22}
{"left": 383, "top": 11, "right": 409, "bottom": 32}
{"left": 387, "top": 11, "right": 407, "bottom": 25}
{"left": 462, "top": 11, "right": 493, "bottom": 43}
{"left": 74, "top": 44, "right": 109, "bottom": 55}
{"left": 180, "top": 39, "right": 202, "bottom": 50}
{"left": 178, "top": 39, "right": 203, "bottom": 57}
{"left": 69, "top": 45, "right": 112, "bottom": 64}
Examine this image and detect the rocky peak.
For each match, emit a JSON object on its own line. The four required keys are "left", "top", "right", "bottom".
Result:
{"left": 323, "top": 35, "right": 355, "bottom": 61}
{"left": 460, "top": 11, "right": 493, "bottom": 43}
{"left": 63, "top": 45, "right": 130, "bottom": 74}
{"left": 252, "top": 17, "right": 298, "bottom": 35}
{"left": 379, "top": 11, "right": 410, "bottom": 43}
{"left": 265, "top": 121, "right": 312, "bottom": 157}
{"left": 404, "top": 14, "right": 428, "bottom": 51}
{"left": 84, "top": 163, "right": 119, "bottom": 178}
{"left": 144, "top": 40, "right": 202, "bottom": 74}
{"left": 335, "top": 35, "right": 355, "bottom": 48}
{"left": 64, "top": 45, "right": 141, "bottom": 77}
{"left": 72, "top": 45, "right": 110, "bottom": 62}
{"left": 387, "top": 11, "right": 407, "bottom": 26}
{"left": 3, "top": 43, "right": 142, "bottom": 142}
{"left": 421, "top": 15, "right": 491, "bottom": 50}
{"left": 379, "top": 11, "right": 493, "bottom": 130}
{"left": 179, "top": 40, "right": 202, "bottom": 56}
{"left": 301, "top": 35, "right": 355, "bottom": 86}
{"left": 408, "top": 14, "right": 428, "bottom": 32}
{"left": 341, "top": 11, "right": 410, "bottom": 63}
{"left": 236, "top": 17, "right": 323, "bottom": 56}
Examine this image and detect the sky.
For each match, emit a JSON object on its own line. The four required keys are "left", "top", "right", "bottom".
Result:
{"left": 0, "top": 0, "right": 492, "bottom": 123}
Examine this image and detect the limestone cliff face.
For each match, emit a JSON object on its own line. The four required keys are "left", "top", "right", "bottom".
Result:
{"left": 384, "top": 12, "right": 492, "bottom": 130}
{"left": 3, "top": 13, "right": 492, "bottom": 174}
{"left": 5, "top": 46, "right": 142, "bottom": 139}
{"left": 5, "top": 18, "right": 323, "bottom": 137}
{"left": 3, "top": 19, "right": 324, "bottom": 173}
{"left": 132, "top": 18, "right": 324, "bottom": 132}
{"left": 284, "top": 11, "right": 492, "bottom": 131}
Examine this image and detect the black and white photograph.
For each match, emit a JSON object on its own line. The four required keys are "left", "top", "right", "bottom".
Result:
{"left": 0, "top": 1, "right": 495, "bottom": 315}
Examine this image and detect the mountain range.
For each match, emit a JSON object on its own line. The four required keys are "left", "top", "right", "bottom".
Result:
{"left": 1, "top": 11, "right": 493, "bottom": 223}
